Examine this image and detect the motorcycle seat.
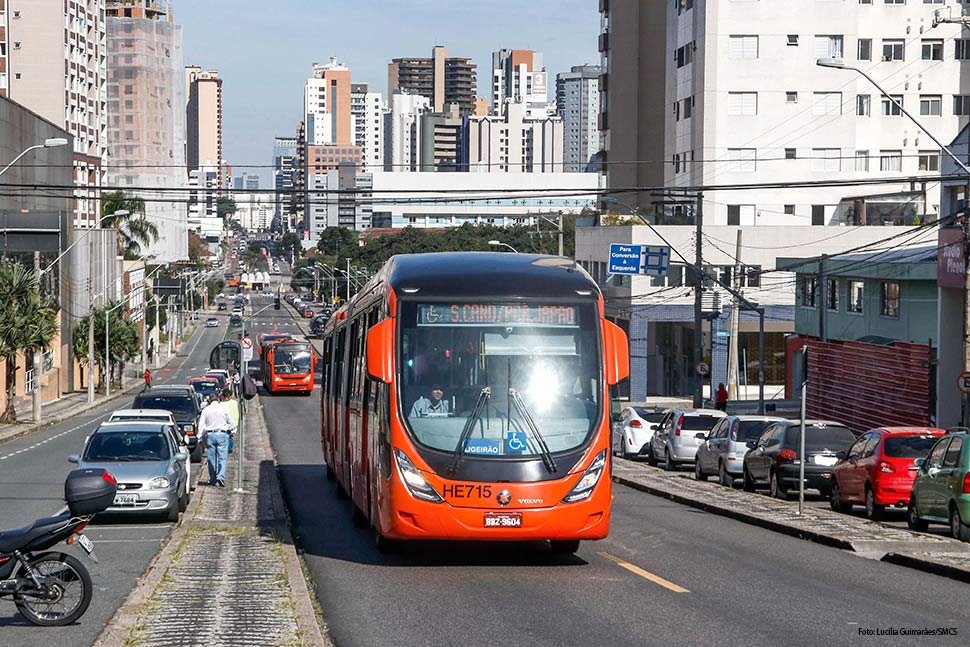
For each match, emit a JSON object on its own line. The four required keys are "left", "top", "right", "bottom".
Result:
{"left": 0, "top": 514, "right": 72, "bottom": 553}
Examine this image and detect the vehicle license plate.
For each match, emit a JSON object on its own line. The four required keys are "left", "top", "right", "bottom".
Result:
{"left": 813, "top": 455, "right": 838, "bottom": 466}
{"left": 76, "top": 534, "right": 95, "bottom": 554}
{"left": 484, "top": 512, "right": 522, "bottom": 528}
{"left": 113, "top": 494, "right": 138, "bottom": 505}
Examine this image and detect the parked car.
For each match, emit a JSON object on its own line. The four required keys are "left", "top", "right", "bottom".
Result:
{"left": 742, "top": 420, "right": 857, "bottom": 498}
{"left": 612, "top": 406, "right": 668, "bottom": 460}
{"left": 830, "top": 427, "right": 946, "bottom": 520}
{"left": 204, "top": 369, "right": 231, "bottom": 392}
{"left": 131, "top": 386, "right": 203, "bottom": 463}
{"left": 68, "top": 421, "right": 189, "bottom": 521}
{"left": 106, "top": 409, "right": 193, "bottom": 491}
{"left": 188, "top": 376, "right": 222, "bottom": 404}
{"left": 302, "top": 306, "right": 314, "bottom": 318}
{"left": 217, "top": 302, "right": 227, "bottom": 311}
{"left": 694, "top": 415, "right": 785, "bottom": 485}
{"left": 229, "top": 314, "right": 242, "bottom": 327}
{"left": 206, "top": 317, "right": 220, "bottom": 327}
{"left": 648, "top": 408, "right": 727, "bottom": 470}
{"left": 907, "top": 432, "right": 970, "bottom": 541}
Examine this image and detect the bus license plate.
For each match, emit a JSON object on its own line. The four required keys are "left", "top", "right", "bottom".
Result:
{"left": 484, "top": 512, "right": 522, "bottom": 528}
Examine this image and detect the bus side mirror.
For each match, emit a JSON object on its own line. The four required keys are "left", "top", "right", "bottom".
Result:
{"left": 602, "top": 320, "right": 629, "bottom": 386}
{"left": 366, "top": 318, "right": 395, "bottom": 384}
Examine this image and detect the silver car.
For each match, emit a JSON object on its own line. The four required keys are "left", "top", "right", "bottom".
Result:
{"left": 108, "top": 409, "right": 193, "bottom": 491}
{"left": 694, "top": 415, "right": 785, "bottom": 485}
{"left": 648, "top": 408, "right": 727, "bottom": 471}
{"left": 69, "top": 421, "right": 189, "bottom": 521}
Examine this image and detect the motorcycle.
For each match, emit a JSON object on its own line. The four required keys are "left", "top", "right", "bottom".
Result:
{"left": 0, "top": 468, "right": 116, "bottom": 626}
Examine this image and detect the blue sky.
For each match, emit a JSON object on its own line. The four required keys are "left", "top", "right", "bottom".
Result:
{"left": 176, "top": 0, "right": 600, "bottom": 177}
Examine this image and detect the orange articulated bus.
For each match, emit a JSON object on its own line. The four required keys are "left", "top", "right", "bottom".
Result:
{"left": 320, "top": 252, "right": 629, "bottom": 553}
{"left": 261, "top": 337, "right": 316, "bottom": 395}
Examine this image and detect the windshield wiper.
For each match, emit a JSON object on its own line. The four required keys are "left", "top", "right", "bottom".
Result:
{"left": 509, "top": 389, "right": 557, "bottom": 473}
{"left": 448, "top": 387, "right": 491, "bottom": 474}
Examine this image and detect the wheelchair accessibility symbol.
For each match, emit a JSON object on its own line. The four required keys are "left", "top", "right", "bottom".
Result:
{"left": 505, "top": 431, "right": 527, "bottom": 454}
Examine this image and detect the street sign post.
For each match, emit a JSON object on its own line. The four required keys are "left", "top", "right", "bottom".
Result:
{"left": 241, "top": 336, "right": 254, "bottom": 363}
{"left": 695, "top": 361, "right": 710, "bottom": 377}
{"left": 608, "top": 243, "right": 671, "bottom": 277}
{"left": 958, "top": 371, "right": 970, "bottom": 394}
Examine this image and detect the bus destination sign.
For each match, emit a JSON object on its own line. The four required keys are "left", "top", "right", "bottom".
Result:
{"left": 417, "top": 304, "right": 578, "bottom": 328}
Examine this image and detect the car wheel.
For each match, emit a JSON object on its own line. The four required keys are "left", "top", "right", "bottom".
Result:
{"left": 742, "top": 465, "right": 756, "bottom": 492}
{"left": 190, "top": 444, "right": 203, "bottom": 464}
{"left": 719, "top": 462, "right": 733, "bottom": 487}
{"left": 950, "top": 505, "right": 970, "bottom": 542}
{"left": 829, "top": 481, "right": 852, "bottom": 514}
{"left": 178, "top": 483, "right": 188, "bottom": 512}
{"left": 694, "top": 458, "right": 707, "bottom": 481}
{"left": 770, "top": 471, "right": 788, "bottom": 500}
{"left": 663, "top": 449, "right": 675, "bottom": 472}
{"left": 907, "top": 499, "right": 928, "bottom": 532}
{"left": 865, "top": 487, "right": 885, "bottom": 521}
{"left": 165, "top": 497, "right": 180, "bottom": 522}
{"left": 646, "top": 444, "right": 658, "bottom": 467}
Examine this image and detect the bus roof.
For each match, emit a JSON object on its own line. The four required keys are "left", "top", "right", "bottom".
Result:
{"left": 386, "top": 252, "right": 598, "bottom": 300}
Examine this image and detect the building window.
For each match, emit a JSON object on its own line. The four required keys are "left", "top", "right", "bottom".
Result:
{"left": 786, "top": 91, "right": 798, "bottom": 104}
{"left": 848, "top": 280, "right": 864, "bottom": 313}
{"left": 729, "top": 35, "right": 759, "bottom": 59}
{"left": 727, "top": 205, "right": 755, "bottom": 226}
{"left": 800, "top": 276, "right": 818, "bottom": 308}
{"left": 728, "top": 148, "right": 757, "bottom": 173}
{"left": 787, "top": 35, "right": 799, "bottom": 46}
{"left": 856, "top": 94, "right": 870, "bottom": 116}
{"left": 881, "top": 281, "right": 900, "bottom": 317}
{"left": 921, "top": 40, "right": 944, "bottom": 61}
{"left": 881, "top": 94, "right": 903, "bottom": 116}
{"left": 815, "top": 35, "right": 845, "bottom": 59}
{"left": 675, "top": 43, "right": 693, "bottom": 68}
{"left": 855, "top": 150, "right": 870, "bottom": 171}
{"left": 812, "top": 92, "right": 842, "bottom": 116}
{"left": 826, "top": 278, "right": 840, "bottom": 311}
{"left": 882, "top": 39, "right": 904, "bottom": 61}
{"left": 879, "top": 150, "right": 902, "bottom": 171}
{"left": 785, "top": 148, "right": 797, "bottom": 160}
{"left": 728, "top": 92, "right": 758, "bottom": 115}
{"left": 919, "top": 151, "right": 940, "bottom": 172}
{"left": 812, "top": 205, "right": 827, "bottom": 226}
{"left": 954, "top": 95, "right": 970, "bottom": 116}
{"left": 858, "top": 38, "right": 872, "bottom": 61}
{"left": 812, "top": 148, "right": 841, "bottom": 172}
{"left": 919, "top": 95, "right": 942, "bottom": 116}
{"left": 957, "top": 40, "right": 970, "bottom": 60}
{"left": 784, "top": 204, "right": 796, "bottom": 215}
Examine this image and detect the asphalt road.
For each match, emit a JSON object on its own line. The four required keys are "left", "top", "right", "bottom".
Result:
{"left": 256, "top": 294, "right": 969, "bottom": 647}
{"left": 0, "top": 320, "right": 223, "bottom": 646}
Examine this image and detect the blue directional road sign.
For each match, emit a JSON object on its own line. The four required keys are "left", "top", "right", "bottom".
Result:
{"left": 608, "top": 243, "right": 671, "bottom": 277}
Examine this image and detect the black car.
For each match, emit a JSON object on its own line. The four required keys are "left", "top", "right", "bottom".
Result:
{"left": 309, "top": 313, "right": 329, "bottom": 336}
{"left": 742, "top": 420, "right": 857, "bottom": 499}
{"left": 229, "top": 314, "right": 242, "bottom": 327}
{"left": 217, "top": 302, "right": 227, "bottom": 311}
{"left": 131, "top": 386, "right": 204, "bottom": 463}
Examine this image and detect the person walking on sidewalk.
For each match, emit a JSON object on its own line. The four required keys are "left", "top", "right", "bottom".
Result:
{"left": 222, "top": 389, "right": 240, "bottom": 454}
{"left": 143, "top": 368, "right": 152, "bottom": 390}
{"left": 200, "top": 390, "right": 236, "bottom": 487}
{"left": 715, "top": 383, "right": 728, "bottom": 412}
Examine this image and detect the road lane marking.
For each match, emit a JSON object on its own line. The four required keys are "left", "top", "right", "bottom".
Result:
{"left": 598, "top": 552, "right": 690, "bottom": 593}
{"left": 0, "top": 418, "right": 102, "bottom": 461}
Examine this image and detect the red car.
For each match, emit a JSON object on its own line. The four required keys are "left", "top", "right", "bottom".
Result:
{"left": 830, "top": 426, "right": 946, "bottom": 520}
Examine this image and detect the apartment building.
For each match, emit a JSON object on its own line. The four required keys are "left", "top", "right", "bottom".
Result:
{"left": 351, "top": 82, "right": 384, "bottom": 171}
{"left": 307, "top": 163, "right": 373, "bottom": 235}
{"left": 491, "top": 49, "right": 551, "bottom": 118}
{"left": 234, "top": 172, "right": 259, "bottom": 190}
{"left": 388, "top": 46, "right": 477, "bottom": 114}
{"left": 233, "top": 192, "right": 273, "bottom": 232}
{"left": 600, "top": 0, "right": 970, "bottom": 224}
{"left": 273, "top": 136, "right": 297, "bottom": 231}
{"left": 2, "top": 0, "right": 107, "bottom": 226}
{"left": 304, "top": 57, "right": 352, "bottom": 146}
{"left": 185, "top": 66, "right": 223, "bottom": 185}
{"left": 556, "top": 64, "right": 602, "bottom": 172}
{"left": 466, "top": 102, "right": 564, "bottom": 173}
{"left": 105, "top": 0, "right": 186, "bottom": 263}
{"left": 187, "top": 166, "right": 220, "bottom": 240}
{"left": 419, "top": 103, "right": 464, "bottom": 172}
{"left": 384, "top": 90, "right": 430, "bottom": 172}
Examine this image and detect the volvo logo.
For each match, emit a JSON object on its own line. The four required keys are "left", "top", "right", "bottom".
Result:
{"left": 496, "top": 490, "right": 511, "bottom": 506}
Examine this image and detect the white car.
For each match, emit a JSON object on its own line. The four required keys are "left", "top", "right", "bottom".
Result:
{"left": 107, "top": 409, "right": 193, "bottom": 490}
{"left": 613, "top": 407, "right": 669, "bottom": 460}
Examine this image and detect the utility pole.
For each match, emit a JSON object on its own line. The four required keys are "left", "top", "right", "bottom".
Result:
{"left": 819, "top": 254, "right": 828, "bottom": 342}
{"left": 88, "top": 241, "right": 96, "bottom": 403}
{"left": 32, "top": 252, "right": 42, "bottom": 423}
{"left": 727, "top": 231, "right": 742, "bottom": 401}
{"left": 345, "top": 258, "right": 351, "bottom": 301}
{"left": 153, "top": 295, "right": 160, "bottom": 369}
{"left": 693, "top": 192, "right": 704, "bottom": 408}
{"left": 105, "top": 308, "right": 111, "bottom": 398}
{"left": 557, "top": 214, "right": 564, "bottom": 257}
{"left": 141, "top": 280, "right": 149, "bottom": 380}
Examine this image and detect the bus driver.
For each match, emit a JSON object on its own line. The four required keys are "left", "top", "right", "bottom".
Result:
{"left": 410, "top": 384, "right": 451, "bottom": 417}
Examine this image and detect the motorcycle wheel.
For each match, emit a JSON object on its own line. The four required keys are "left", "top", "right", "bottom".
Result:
{"left": 15, "top": 552, "right": 92, "bottom": 627}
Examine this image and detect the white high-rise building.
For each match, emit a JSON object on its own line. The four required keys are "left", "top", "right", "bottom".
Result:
{"left": 466, "top": 102, "right": 564, "bottom": 173}
{"left": 384, "top": 90, "right": 430, "bottom": 171}
{"left": 492, "top": 49, "right": 551, "bottom": 118}
{"left": 187, "top": 166, "right": 221, "bottom": 240}
{"left": 234, "top": 192, "right": 274, "bottom": 232}
{"left": 600, "top": 0, "right": 970, "bottom": 225}
{"left": 303, "top": 57, "right": 352, "bottom": 146}
{"left": 556, "top": 65, "right": 601, "bottom": 173}
{"left": 351, "top": 82, "right": 385, "bottom": 171}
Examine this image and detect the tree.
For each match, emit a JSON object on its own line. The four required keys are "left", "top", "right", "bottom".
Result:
{"left": 187, "top": 231, "right": 213, "bottom": 268}
{"left": 277, "top": 231, "right": 301, "bottom": 262}
{"left": 72, "top": 302, "right": 140, "bottom": 392}
{"left": 217, "top": 197, "right": 238, "bottom": 220}
{"left": 102, "top": 191, "right": 159, "bottom": 259}
{"left": 241, "top": 243, "right": 269, "bottom": 272}
{"left": 0, "top": 260, "right": 59, "bottom": 423}
{"left": 317, "top": 227, "right": 359, "bottom": 260}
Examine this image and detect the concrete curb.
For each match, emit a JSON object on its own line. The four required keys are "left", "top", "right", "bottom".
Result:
{"left": 881, "top": 552, "right": 970, "bottom": 584}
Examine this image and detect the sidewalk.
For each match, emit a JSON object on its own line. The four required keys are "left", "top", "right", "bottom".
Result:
{"left": 612, "top": 458, "right": 970, "bottom": 583}
{"left": 94, "top": 395, "right": 329, "bottom": 647}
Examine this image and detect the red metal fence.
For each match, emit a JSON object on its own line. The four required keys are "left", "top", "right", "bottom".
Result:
{"left": 787, "top": 336, "right": 932, "bottom": 432}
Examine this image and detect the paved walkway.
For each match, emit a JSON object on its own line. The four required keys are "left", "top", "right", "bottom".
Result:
{"left": 94, "top": 396, "right": 327, "bottom": 647}
{"left": 613, "top": 458, "right": 970, "bottom": 582}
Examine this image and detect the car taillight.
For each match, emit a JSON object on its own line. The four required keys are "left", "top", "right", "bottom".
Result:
{"left": 779, "top": 449, "right": 798, "bottom": 461}
{"left": 674, "top": 421, "right": 682, "bottom": 437}
{"left": 879, "top": 461, "right": 895, "bottom": 474}
{"left": 102, "top": 470, "right": 117, "bottom": 486}
{"left": 630, "top": 420, "right": 642, "bottom": 428}
{"left": 963, "top": 473, "right": 970, "bottom": 495}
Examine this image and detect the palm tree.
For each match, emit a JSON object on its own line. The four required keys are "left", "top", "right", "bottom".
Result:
{"left": 102, "top": 191, "right": 159, "bottom": 258}
{"left": 0, "top": 260, "right": 59, "bottom": 423}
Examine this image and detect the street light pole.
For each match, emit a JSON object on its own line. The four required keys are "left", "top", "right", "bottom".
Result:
{"left": 487, "top": 240, "right": 519, "bottom": 253}
{"left": 0, "top": 138, "right": 69, "bottom": 179}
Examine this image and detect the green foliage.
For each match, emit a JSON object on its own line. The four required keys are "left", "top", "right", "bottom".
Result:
{"left": 277, "top": 232, "right": 302, "bottom": 261}
{"left": 102, "top": 191, "right": 159, "bottom": 258}
{"left": 317, "top": 227, "right": 360, "bottom": 260}
{"left": 217, "top": 197, "right": 237, "bottom": 219}
{"left": 0, "top": 260, "right": 60, "bottom": 422}
{"left": 241, "top": 243, "right": 270, "bottom": 272}
{"left": 207, "top": 278, "right": 225, "bottom": 303}
{"left": 72, "top": 301, "right": 141, "bottom": 392}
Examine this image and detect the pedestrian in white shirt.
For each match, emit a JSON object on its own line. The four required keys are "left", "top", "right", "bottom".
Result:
{"left": 200, "top": 390, "right": 236, "bottom": 487}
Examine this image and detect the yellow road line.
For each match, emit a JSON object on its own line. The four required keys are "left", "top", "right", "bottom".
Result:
{"left": 598, "top": 552, "right": 690, "bottom": 593}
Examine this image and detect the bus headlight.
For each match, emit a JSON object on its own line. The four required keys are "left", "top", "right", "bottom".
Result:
{"left": 562, "top": 450, "right": 608, "bottom": 503}
{"left": 394, "top": 449, "right": 443, "bottom": 503}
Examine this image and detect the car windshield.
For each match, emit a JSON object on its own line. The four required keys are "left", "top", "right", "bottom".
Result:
{"left": 133, "top": 395, "right": 195, "bottom": 415}
{"left": 884, "top": 435, "right": 940, "bottom": 458}
{"left": 400, "top": 301, "right": 601, "bottom": 458}
{"left": 84, "top": 431, "right": 170, "bottom": 461}
{"left": 785, "top": 425, "right": 856, "bottom": 452}
{"left": 111, "top": 414, "right": 168, "bottom": 422}
{"left": 680, "top": 415, "right": 721, "bottom": 431}
{"left": 274, "top": 347, "right": 312, "bottom": 375}
{"left": 735, "top": 420, "right": 775, "bottom": 442}
{"left": 191, "top": 382, "right": 220, "bottom": 396}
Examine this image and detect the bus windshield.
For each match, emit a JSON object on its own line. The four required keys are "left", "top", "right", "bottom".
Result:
{"left": 273, "top": 346, "right": 312, "bottom": 375}
{"left": 400, "top": 302, "right": 601, "bottom": 458}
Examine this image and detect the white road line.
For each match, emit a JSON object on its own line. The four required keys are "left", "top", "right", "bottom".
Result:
{"left": 87, "top": 538, "right": 166, "bottom": 543}
{"left": 93, "top": 524, "right": 173, "bottom": 530}
{"left": 0, "top": 418, "right": 102, "bottom": 461}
